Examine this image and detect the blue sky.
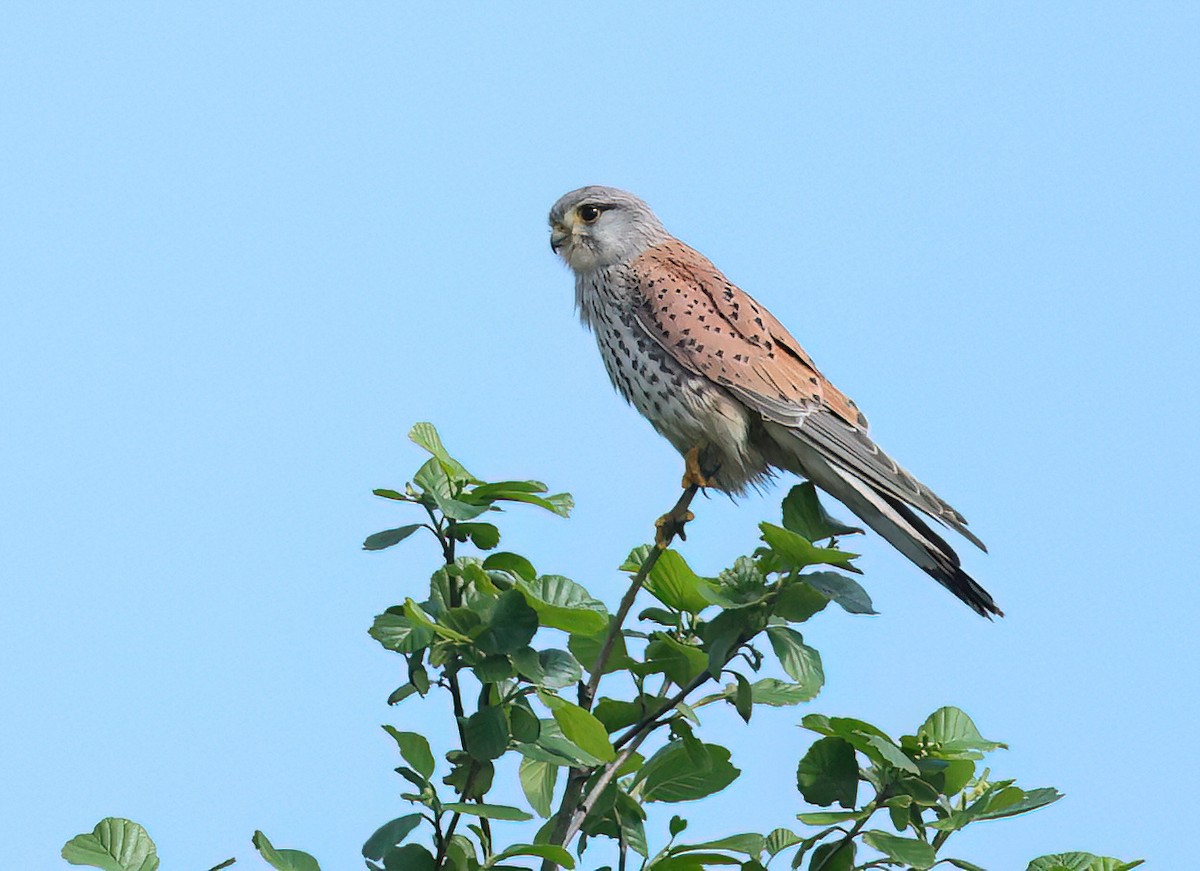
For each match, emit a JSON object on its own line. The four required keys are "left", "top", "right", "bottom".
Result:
{"left": 2, "top": 3, "right": 1196, "bottom": 868}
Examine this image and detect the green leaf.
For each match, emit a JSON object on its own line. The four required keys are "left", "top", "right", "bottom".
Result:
{"left": 864, "top": 735, "right": 920, "bottom": 775}
{"left": 939, "top": 860, "right": 988, "bottom": 871}
{"left": 440, "top": 802, "right": 533, "bottom": 821}
{"left": 444, "top": 835, "right": 476, "bottom": 870}
{"left": 639, "top": 636, "right": 709, "bottom": 687}
{"left": 764, "top": 828, "right": 802, "bottom": 857}
{"left": 518, "top": 758, "right": 558, "bottom": 817}
{"left": 794, "top": 810, "right": 867, "bottom": 825}
{"left": 382, "top": 844, "right": 435, "bottom": 871}
{"left": 362, "top": 815, "right": 423, "bottom": 861}
{"left": 750, "top": 677, "right": 819, "bottom": 706}
{"left": 513, "top": 647, "right": 583, "bottom": 690}
{"left": 939, "top": 759, "right": 977, "bottom": 797}
{"left": 62, "top": 818, "right": 160, "bottom": 871}
{"left": 475, "top": 589, "right": 539, "bottom": 654}
{"left": 1025, "top": 854, "right": 1144, "bottom": 871}
{"left": 465, "top": 706, "right": 510, "bottom": 760}
{"left": 470, "top": 482, "right": 574, "bottom": 517}
{"left": 861, "top": 831, "right": 935, "bottom": 870}
{"left": 654, "top": 854, "right": 743, "bottom": 869}
{"left": 387, "top": 684, "right": 418, "bottom": 705}
{"left": 409, "top": 422, "right": 475, "bottom": 480}
{"left": 404, "top": 598, "right": 472, "bottom": 642}
{"left": 639, "top": 548, "right": 713, "bottom": 614}
{"left": 885, "top": 793, "right": 914, "bottom": 832}
{"left": 758, "top": 524, "right": 859, "bottom": 572}
{"left": 796, "top": 737, "right": 858, "bottom": 808}
{"left": 523, "top": 719, "right": 605, "bottom": 767}
{"left": 381, "top": 728, "right": 435, "bottom": 779}
{"left": 703, "top": 607, "right": 764, "bottom": 677}
{"left": 410, "top": 663, "right": 430, "bottom": 696}
{"left": 489, "top": 843, "right": 576, "bottom": 868}
{"left": 483, "top": 551, "right": 537, "bottom": 581}
{"left": 472, "top": 653, "right": 516, "bottom": 683}
{"left": 594, "top": 695, "right": 656, "bottom": 733}
{"left": 639, "top": 606, "right": 682, "bottom": 626}
{"left": 518, "top": 575, "right": 609, "bottom": 635}
{"left": 538, "top": 692, "right": 616, "bottom": 762}
{"left": 415, "top": 459, "right": 491, "bottom": 521}
{"left": 801, "top": 572, "right": 878, "bottom": 615}
{"left": 802, "top": 714, "right": 918, "bottom": 774}
{"left": 443, "top": 751, "right": 493, "bottom": 800}
{"left": 974, "top": 786, "right": 1063, "bottom": 821}
{"left": 638, "top": 741, "right": 740, "bottom": 802}
{"left": 408, "top": 421, "right": 452, "bottom": 462}
{"left": 569, "top": 620, "right": 631, "bottom": 674}
{"left": 509, "top": 703, "right": 542, "bottom": 743}
{"left": 932, "top": 785, "right": 1064, "bottom": 832}
{"left": 617, "top": 751, "right": 646, "bottom": 776}
{"left": 612, "top": 789, "right": 649, "bottom": 857}
{"left": 470, "top": 480, "right": 549, "bottom": 498}
{"left": 441, "top": 607, "right": 484, "bottom": 638}
{"left": 459, "top": 560, "right": 504, "bottom": 597}
{"left": 363, "top": 524, "right": 423, "bottom": 551}
{"left": 765, "top": 627, "right": 825, "bottom": 696}
{"left": 806, "top": 839, "right": 854, "bottom": 871}
{"left": 455, "top": 522, "right": 501, "bottom": 550}
{"left": 670, "top": 815, "right": 688, "bottom": 837}
{"left": 369, "top": 609, "right": 434, "bottom": 653}
{"left": 251, "top": 831, "right": 321, "bottom": 871}
{"left": 773, "top": 581, "right": 829, "bottom": 623}
{"left": 781, "top": 483, "right": 863, "bottom": 541}
{"left": 916, "top": 707, "right": 1007, "bottom": 759}
{"left": 733, "top": 673, "right": 753, "bottom": 723}
{"left": 675, "top": 833, "right": 765, "bottom": 857}
{"left": 372, "top": 488, "right": 407, "bottom": 500}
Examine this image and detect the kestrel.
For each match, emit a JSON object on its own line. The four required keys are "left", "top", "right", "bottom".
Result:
{"left": 549, "top": 186, "right": 1001, "bottom": 618}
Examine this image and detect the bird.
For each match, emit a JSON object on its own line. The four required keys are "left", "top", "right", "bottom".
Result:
{"left": 548, "top": 185, "right": 1001, "bottom": 618}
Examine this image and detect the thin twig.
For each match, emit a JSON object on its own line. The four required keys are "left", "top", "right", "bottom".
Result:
{"left": 612, "top": 670, "right": 712, "bottom": 750}
{"left": 809, "top": 794, "right": 877, "bottom": 871}
{"left": 559, "top": 728, "right": 656, "bottom": 848}
{"left": 580, "top": 483, "right": 700, "bottom": 710}
{"left": 542, "top": 483, "right": 703, "bottom": 871}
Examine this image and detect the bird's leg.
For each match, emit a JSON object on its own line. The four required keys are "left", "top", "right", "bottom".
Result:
{"left": 655, "top": 446, "right": 719, "bottom": 548}
{"left": 654, "top": 484, "right": 698, "bottom": 548}
{"left": 680, "top": 445, "right": 715, "bottom": 489}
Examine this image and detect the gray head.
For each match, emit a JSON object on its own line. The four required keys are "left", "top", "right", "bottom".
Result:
{"left": 549, "top": 186, "right": 670, "bottom": 273}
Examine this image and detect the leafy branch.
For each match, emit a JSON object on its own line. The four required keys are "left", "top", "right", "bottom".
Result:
{"left": 62, "top": 423, "right": 1141, "bottom": 871}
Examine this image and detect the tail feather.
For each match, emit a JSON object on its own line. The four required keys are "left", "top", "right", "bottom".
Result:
{"left": 767, "top": 425, "right": 1002, "bottom": 618}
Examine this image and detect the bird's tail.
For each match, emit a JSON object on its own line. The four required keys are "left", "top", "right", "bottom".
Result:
{"left": 773, "top": 434, "right": 1003, "bottom": 618}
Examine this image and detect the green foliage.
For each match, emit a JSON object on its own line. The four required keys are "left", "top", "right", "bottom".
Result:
{"left": 61, "top": 818, "right": 160, "bottom": 871}
{"left": 252, "top": 831, "right": 321, "bottom": 871}
{"left": 64, "top": 422, "right": 1140, "bottom": 871}
{"left": 636, "top": 741, "right": 741, "bottom": 802}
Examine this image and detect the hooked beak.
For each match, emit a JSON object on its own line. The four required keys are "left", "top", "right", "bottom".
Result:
{"left": 549, "top": 225, "right": 569, "bottom": 254}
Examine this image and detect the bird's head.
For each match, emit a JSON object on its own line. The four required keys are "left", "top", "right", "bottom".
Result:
{"left": 549, "top": 186, "right": 669, "bottom": 273}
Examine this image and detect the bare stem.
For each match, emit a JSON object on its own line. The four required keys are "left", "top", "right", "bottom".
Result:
{"left": 613, "top": 670, "right": 713, "bottom": 751}
{"left": 580, "top": 483, "right": 700, "bottom": 710}
{"left": 540, "top": 483, "right": 702, "bottom": 871}
{"left": 809, "top": 793, "right": 878, "bottom": 871}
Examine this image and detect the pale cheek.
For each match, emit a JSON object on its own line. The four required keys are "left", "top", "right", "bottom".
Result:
{"left": 568, "top": 246, "right": 600, "bottom": 272}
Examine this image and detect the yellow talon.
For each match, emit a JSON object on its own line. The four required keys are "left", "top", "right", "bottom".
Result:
{"left": 655, "top": 508, "right": 696, "bottom": 548}
{"left": 682, "top": 445, "right": 714, "bottom": 490}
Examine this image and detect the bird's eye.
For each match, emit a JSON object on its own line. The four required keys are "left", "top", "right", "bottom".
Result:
{"left": 578, "top": 204, "right": 602, "bottom": 223}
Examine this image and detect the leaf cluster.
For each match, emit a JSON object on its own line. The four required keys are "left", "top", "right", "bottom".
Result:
{"left": 61, "top": 425, "right": 1141, "bottom": 871}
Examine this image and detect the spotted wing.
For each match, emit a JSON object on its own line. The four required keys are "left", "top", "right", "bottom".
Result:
{"left": 626, "top": 241, "right": 983, "bottom": 548}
